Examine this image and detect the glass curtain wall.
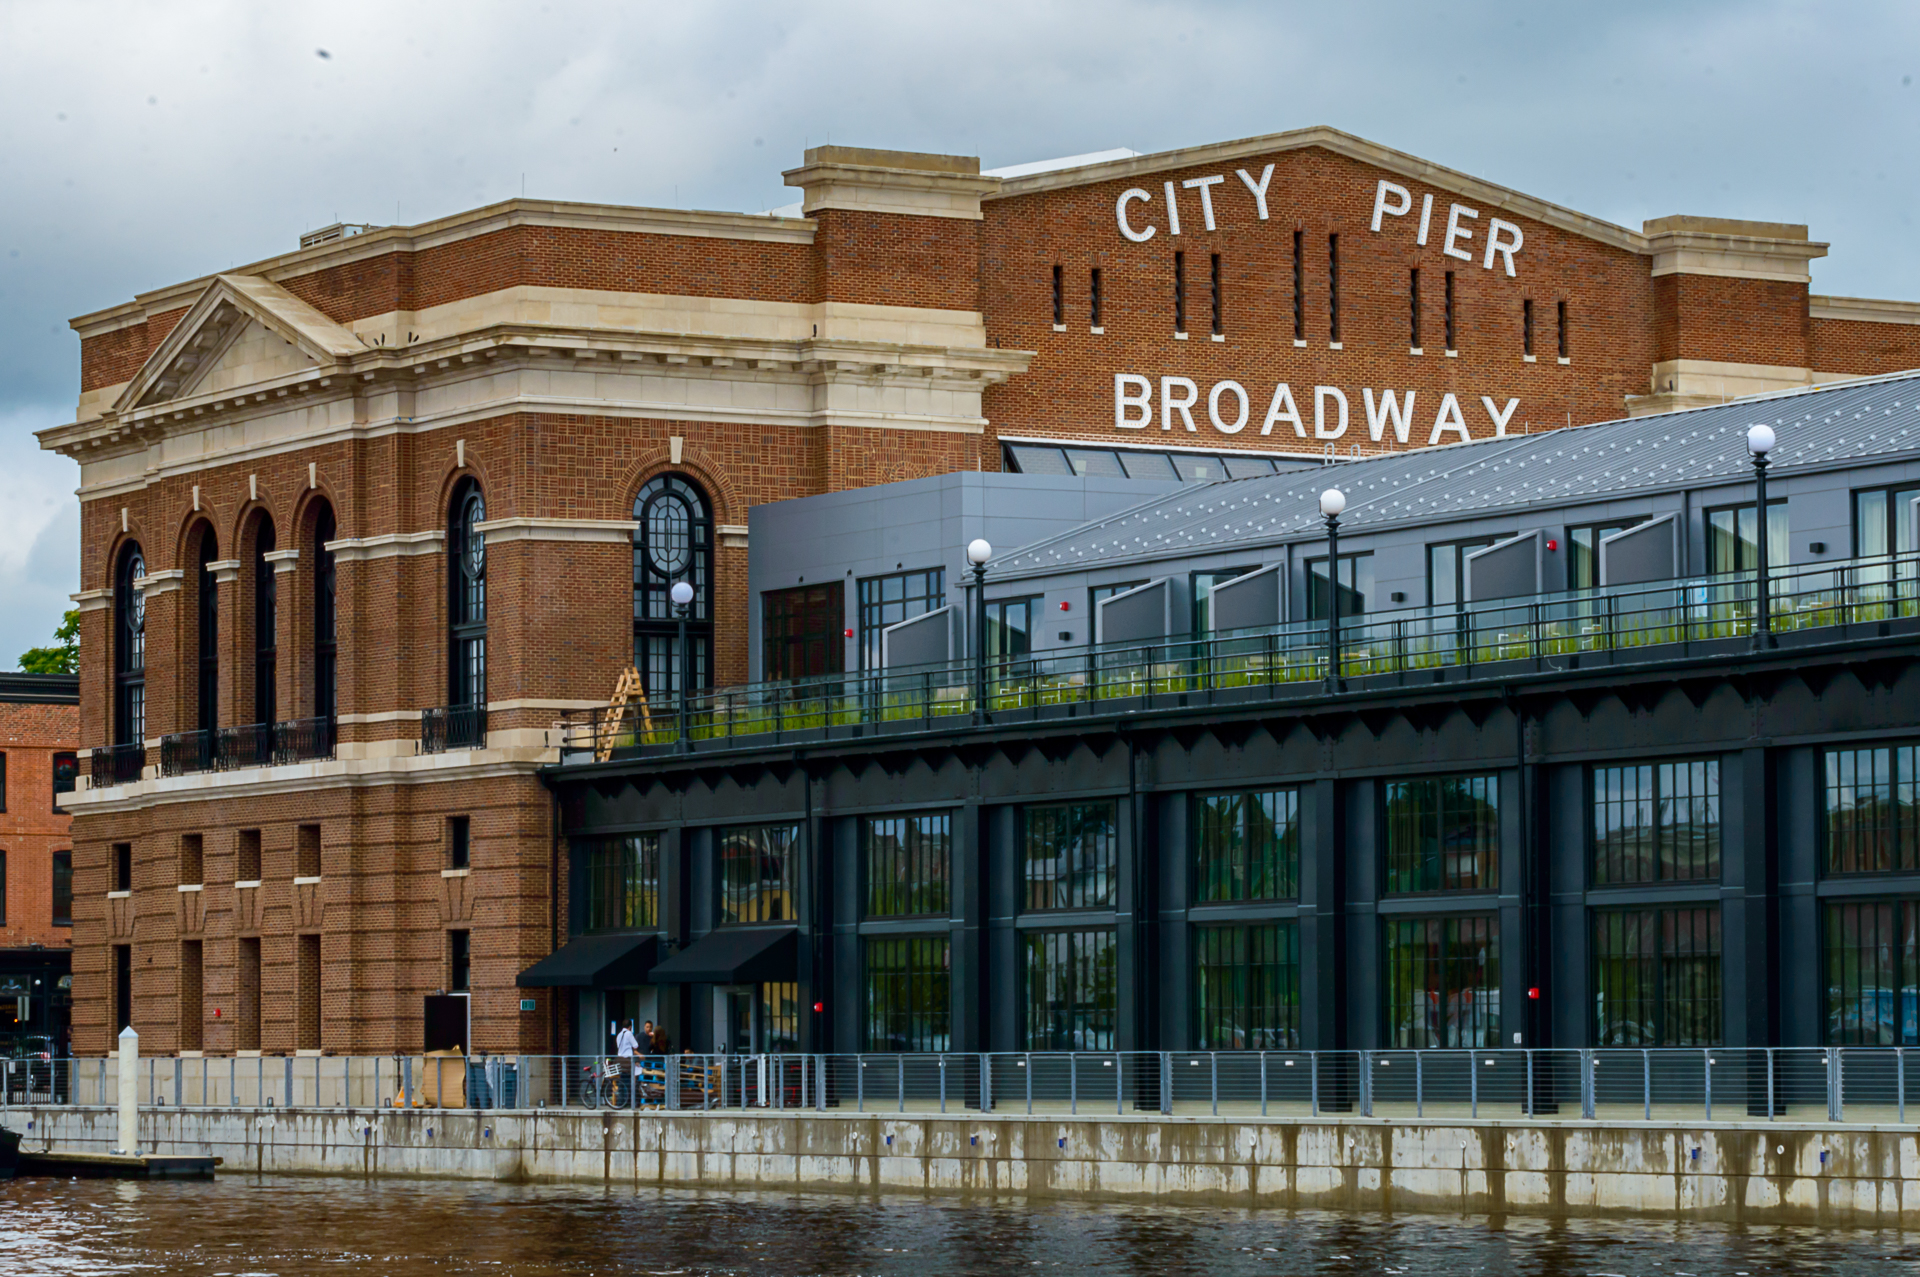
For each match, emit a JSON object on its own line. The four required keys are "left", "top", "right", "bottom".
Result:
{"left": 1022, "top": 802, "right": 1118, "bottom": 910}
{"left": 1592, "top": 906, "right": 1722, "bottom": 1045}
{"left": 1193, "top": 789, "right": 1300, "bottom": 902}
{"left": 1592, "top": 760, "right": 1721, "bottom": 884}
{"left": 1023, "top": 930, "right": 1117, "bottom": 1050}
{"left": 866, "top": 937, "right": 951, "bottom": 1051}
{"left": 1384, "top": 775, "right": 1499, "bottom": 894}
{"left": 856, "top": 569, "right": 944, "bottom": 670}
{"left": 718, "top": 824, "right": 801, "bottom": 925}
{"left": 581, "top": 833, "right": 662, "bottom": 931}
{"left": 1826, "top": 744, "right": 1920, "bottom": 874}
{"left": 1384, "top": 915, "right": 1500, "bottom": 1047}
{"left": 1195, "top": 923, "right": 1299, "bottom": 1049}
{"left": 1826, "top": 900, "right": 1920, "bottom": 1044}
{"left": 865, "top": 812, "right": 950, "bottom": 916}
{"left": 1306, "top": 553, "right": 1373, "bottom": 620}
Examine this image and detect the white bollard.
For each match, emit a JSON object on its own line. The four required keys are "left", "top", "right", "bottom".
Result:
{"left": 115, "top": 1026, "right": 138, "bottom": 1156}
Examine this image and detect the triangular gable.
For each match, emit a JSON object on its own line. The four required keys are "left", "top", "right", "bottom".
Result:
{"left": 116, "top": 274, "right": 366, "bottom": 411}
{"left": 990, "top": 125, "right": 1648, "bottom": 255}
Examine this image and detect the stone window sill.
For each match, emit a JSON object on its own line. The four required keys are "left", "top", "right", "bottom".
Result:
{"left": 107, "top": 890, "right": 130, "bottom": 900}
{"left": 442, "top": 868, "right": 471, "bottom": 878}
{"left": 178, "top": 884, "right": 203, "bottom": 893}
{"left": 293, "top": 876, "right": 321, "bottom": 886}
{"left": 235, "top": 880, "right": 261, "bottom": 890}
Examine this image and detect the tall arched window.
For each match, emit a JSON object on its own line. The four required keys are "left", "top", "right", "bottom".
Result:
{"left": 448, "top": 479, "right": 486, "bottom": 708}
{"left": 251, "top": 515, "right": 277, "bottom": 727}
{"left": 113, "top": 543, "right": 146, "bottom": 747}
{"left": 312, "top": 503, "right": 337, "bottom": 722}
{"left": 194, "top": 529, "right": 219, "bottom": 735}
{"left": 633, "top": 474, "right": 713, "bottom": 697}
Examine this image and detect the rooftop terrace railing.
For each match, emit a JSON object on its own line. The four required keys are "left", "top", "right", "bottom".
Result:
{"left": 156, "top": 717, "right": 336, "bottom": 779}
{"left": 19, "top": 1048, "right": 1920, "bottom": 1125}
{"left": 562, "top": 551, "right": 1920, "bottom": 762}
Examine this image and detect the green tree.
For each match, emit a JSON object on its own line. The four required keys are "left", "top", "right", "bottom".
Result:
{"left": 19, "top": 609, "right": 79, "bottom": 675}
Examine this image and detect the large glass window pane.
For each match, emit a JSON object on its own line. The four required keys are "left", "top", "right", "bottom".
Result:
{"left": 1706, "top": 502, "right": 1788, "bottom": 575}
{"left": 856, "top": 569, "right": 944, "bottom": 671}
{"left": 1593, "top": 906, "right": 1721, "bottom": 1046}
{"left": 1426, "top": 536, "right": 1509, "bottom": 606}
{"left": 1825, "top": 900, "right": 1919, "bottom": 1045}
{"left": 1384, "top": 915, "right": 1500, "bottom": 1048}
{"left": 1023, "top": 929, "right": 1117, "bottom": 1049}
{"left": 1307, "top": 552, "right": 1373, "bottom": 619}
{"left": 718, "top": 824, "right": 802, "bottom": 925}
{"left": 580, "top": 834, "right": 661, "bottom": 932}
{"left": 1022, "top": 802, "right": 1118, "bottom": 911}
{"left": 1193, "top": 788, "right": 1300, "bottom": 902}
{"left": 1195, "top": 922, "right": 1299, "bottom": 1049}
{"left": 985, "top": 596, "right": 1036, "bottom": 663}
{"left": 1063, "top": 449, "right": 1126, "bottom": 478}
{"left": 1385, "top": 775, "right": 1499, "bottom": 894}
{"left": 866, "top": 936, "right": 951, "bottom": 1051}
{"left": 1591, "top": 760, "right": 1720, "bottom": 885}
{"left": 864, "top": 812, "right": 951, "bottom": 917}
{"left": 1826, "top": 745, "right": 1920, "bottom": 874}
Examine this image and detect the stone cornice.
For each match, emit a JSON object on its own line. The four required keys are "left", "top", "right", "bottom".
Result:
{"left": 206, "top": 558, "right": 241, "bottom": 584}
{"left": 1645, "top": 228, "right": 1828, "bottom": 284}
{"left": 132, "top": 568, "right": 186, "bottom": 597}
{"left": 263, "top": 547, "right": 302, "bottom": 574}
{"left": 61, "top": 747, "right": 556, "bottom": 814}
{"left": 1811, "top": 295, "right": 1920, "bottom": 327}
{"left": 784, "top": 147, "right": 1001, "bottom": 221}
{"left": 324, "top": 532, "right": 444, "bottom": 563}
{"left": 40, "top": 322, "right": 1028, "bottom": 460}
{"left": 471, "top": 517, "right": 640, "bottom": 544}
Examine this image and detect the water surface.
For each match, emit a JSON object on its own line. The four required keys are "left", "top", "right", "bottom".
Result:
{"left": 1, "top": 1176, "right": 1916, "bottom": 1275}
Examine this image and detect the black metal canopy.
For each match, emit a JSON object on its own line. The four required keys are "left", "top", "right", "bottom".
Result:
{"left": 515, "top": 932, "right": 658, "bottom": 989}
{"left": 647, "top": 927, "right": 797, "bottom": 985}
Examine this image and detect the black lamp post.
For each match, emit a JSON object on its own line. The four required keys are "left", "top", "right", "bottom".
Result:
{"left": 671, "top": 579, "right": 695, "bottom": 750}
{"left": 1319, "top": 487, "right": 1346, "bottom": 693}
{"left": 967, "top": 538, "right": 992, "bottom": 724}
{"left": 1747, "top": 425, "right": 1776, "bottom": 651}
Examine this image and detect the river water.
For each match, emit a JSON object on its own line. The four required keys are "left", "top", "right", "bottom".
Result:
{"left": 1, "top": 1175, "right": 1916, "bottom": 1276}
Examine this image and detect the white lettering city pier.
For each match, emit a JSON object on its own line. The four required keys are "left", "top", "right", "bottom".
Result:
{"left": 1114, "top": 172, "right": 1525, "bottom": 277}
{"left": 1115, "top": 375, "right": 1521, "bottom": 446}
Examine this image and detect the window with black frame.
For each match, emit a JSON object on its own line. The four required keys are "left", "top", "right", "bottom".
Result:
{"left": 1024, "top": 929, "right": 1116, "bottom": 1050}
{"left": 1706, "top": 501, "right": 1788, "bottom": 575}
{"left": 866, "top": 936, "right": 950, "bottom": 1051}
{"left": 1193, "top": 788, "right": 1300, "bottom": 902}
{"left": 762, "top": 583, "right": 844, "bottom": 682}
{"left": 1384, "top": 775, "right": 1499, "bottom": 894}
{"left": 864, "top": 812, "right": 950, "bottom": 917}
{"left": 1305, "top": 552, "right": 1372, "bottom": 620}
{"left": 718, "top": 823, "right": 801, "bottom": 925}
{"left": 985, "top": 596, "right": 1037, "bottom": 668}
{"left": 1384, "top": 915, "right": 1500, "bottom": 1048}
{"left": 113, "top": 542, "right": 146, "bottom": 747}
{"left": 1592, "top": 760, "right": 1720, "bottom": 885}
{"left": 51, "top": 752, "right": 76, "bottom": 812}
{"left": 251, "top": 515, "right": 277, "bottom": 727}
{"left": 1854, "top": 485, "right": 1920, "bottom": 560}
{"left": 633, "top": 474, "right": 713, "bottom": 700}
{"left": 1826, "top": 899, "right": 1920, "bottom": 1045}
{"left": 194, "top": 529, "right": 219, "bottom": 735}
{"left": 1191, "top": 565, "right": 1260, "bottom": 634}
{"left": 1427, "top": 536, "right": 1511, "bottom": 608}
{"left": 1592, "top": 906, "right": 1721, "bottom": 1046}
{"left": 1195, "top": 922, "right": 1299, "bottom": 1049}
{"left": 1566, "top": 520, "right": 1648, "bottom": 592}
{"left": 446, "top": 482, "right": 486, "bottom": 710}
{"left": 1022, "top": 802, "right": 1118, "bottom": 911}
{"left": 857, "top": 568, "right": 944, "bottom": 670}
{"left": 581, "top": 833, "right": 662, "bottom": 931}
{"left": 1825, "top": 744, "right": 1920, "bottom": 875}
{"left": 51, "top": 851, "right": 72, "bottom": 928}
{"left": 312, "top": 503, "right": 337, "bottom": 722}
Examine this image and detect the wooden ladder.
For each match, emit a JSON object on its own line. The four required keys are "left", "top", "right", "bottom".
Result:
{"left": 596, "top": 667, "right": 654, "bottom": 761}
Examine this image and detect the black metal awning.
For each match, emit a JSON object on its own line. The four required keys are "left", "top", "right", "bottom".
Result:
{"left": 647, "top": 927, "right": 797, "bottom": 985}
{"left": 515, "top": 933, "right": 658, "bottom": 989}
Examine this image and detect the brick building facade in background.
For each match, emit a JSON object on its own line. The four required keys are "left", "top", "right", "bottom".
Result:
{"left": 35, "top": 127, "right": 1920, "bottom": 1057}
{"left": 0, "top": 673, "right": 78, "bottom": 1047}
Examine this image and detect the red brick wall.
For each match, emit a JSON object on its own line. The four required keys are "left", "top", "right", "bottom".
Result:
{"left": 809, "top": 209, "right": 981, "bottom": 311}
{"left": 1652, "top": 274, "right": 1811, "bottom": 368}
{"left": 80, "top": 307, "right": 188, "bottom": 394}
{"left": 1812, "top": 318, "right": 1920, "bottom": 377}
{"left": 0, "top": 701, "right": 77, "bottom": 950}
{"left": 980, "top": 145, "right": 1656, "bottom": 452}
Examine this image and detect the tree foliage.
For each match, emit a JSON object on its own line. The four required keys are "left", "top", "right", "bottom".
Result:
{"left": 18, "top": 609, "right": 79, "bottom": 675}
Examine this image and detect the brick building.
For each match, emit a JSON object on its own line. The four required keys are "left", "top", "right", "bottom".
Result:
{"left": 0, "top": 673, "right": 78, "bottom": 1048}
{"left": 36, "top": 127, "right": 1920, "bottom": 1057}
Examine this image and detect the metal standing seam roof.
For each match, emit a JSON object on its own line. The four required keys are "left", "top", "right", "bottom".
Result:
{"left": 989, "top": 369, "right": 1920, "bottom": 580}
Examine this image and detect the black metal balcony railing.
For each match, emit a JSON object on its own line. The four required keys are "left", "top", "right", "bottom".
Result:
{"left": 421, "top": 704, "right": 488, "bottom": 754}
{"left": 561, "top": 550, "right": 1920, "bottom": 763}
{"left": 154, "top": 718, "right": 339, "bottom": 780}
{"left": 89, "top": 743, "right": 146, "bottom": 786}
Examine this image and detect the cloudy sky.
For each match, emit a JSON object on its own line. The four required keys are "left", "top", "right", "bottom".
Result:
{"left": 1, "top": 0, "right": 1916, "bottom": 668}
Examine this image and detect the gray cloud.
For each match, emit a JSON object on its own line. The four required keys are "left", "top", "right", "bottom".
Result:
{"left": 3, "top": 0, "right": 1917, "bottom": 664}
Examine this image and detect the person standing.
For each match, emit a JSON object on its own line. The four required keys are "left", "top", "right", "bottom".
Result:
{"left": 614, "top": 1019, "right": 639, "bottom": 1106}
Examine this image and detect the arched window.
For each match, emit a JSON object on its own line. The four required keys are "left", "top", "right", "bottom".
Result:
{"left": 113, "top": 543, "right": 146, "bottom": 747}
{"left": 632, "top": 474, "right": 713, "bottom": 698}
{"left": 448, "top": 479, "right": 486, "bottom": 708}
{"left": 194, "top": 529, "right": 219, "bottom": 735}
{"left": 312, "top": 503, "right": 337, "bottom": 722}
{"left": 251, "top": 515, "right": 277, "bottom": 727}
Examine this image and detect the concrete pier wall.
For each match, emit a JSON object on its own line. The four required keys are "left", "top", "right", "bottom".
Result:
{"left": 13, "top": 1105, "right": 1920, "bottom": 1225}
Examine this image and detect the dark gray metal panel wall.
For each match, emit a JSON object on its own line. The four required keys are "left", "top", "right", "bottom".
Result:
{"left": 1098, "top": 579, "right": 1170, "bottom": 643}
{"left": 1545, "top": 764, "right": 1589, "bottom": 1047}
{"left": 1599, "top": 514, "right": 1678, "bottom": 586}
{"left": 1210, "top": 565, "right": 1281, "bottom": 632}
{"left": 883, "top": 607, "right": 953, "bottom": 668}
{"left": 1155, "top": 792, "right": 1191, "bottom": 1051}
{"left": 1466, "top": 532, "right": 1542, "bottom": 602}
{"left": 1777, "top": 745, "right": 1823, "bottom": 1047}
{"left": 1343, "top": 779, "right": 1379, "bottom": 1051}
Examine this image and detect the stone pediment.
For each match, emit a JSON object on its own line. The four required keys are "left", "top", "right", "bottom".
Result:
{"left": 116, "top": 274, "right": 367, "bottom": 411}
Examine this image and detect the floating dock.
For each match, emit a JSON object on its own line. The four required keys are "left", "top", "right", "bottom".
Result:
{"left": 16, "top": 1150, "right": 218, "bottom": 1180}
